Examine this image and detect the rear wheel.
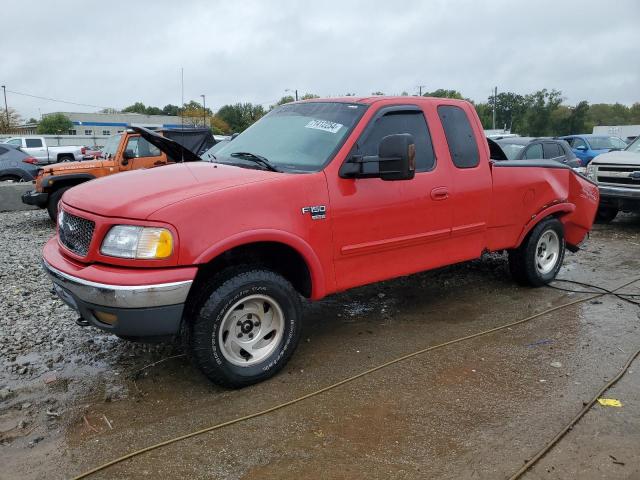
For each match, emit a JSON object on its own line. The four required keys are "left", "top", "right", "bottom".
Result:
{"left": 58, "top": 155, "right": 74, "bottom": 162}
{"left": 0, "top": 175, "right": 22, "bottom": 183}
{"left": 189, "top": 268, "right": 302, "bottom": 388}
{"left": 595, "top": 206, "right": 618, "bottom": 224}
{"left": 508, "top": 217, "right": 565, "bottom": 287}
{"left": 47, "top": 187, "right": 72, "bottom": 221}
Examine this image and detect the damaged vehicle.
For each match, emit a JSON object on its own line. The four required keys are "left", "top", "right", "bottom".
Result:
{"left": 41, "top": 97, "right": 599, "bottom": 387}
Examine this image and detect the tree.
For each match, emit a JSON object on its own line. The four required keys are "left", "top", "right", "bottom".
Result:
{"left": 275, "top": 95, "right": 295, "bottom": 106}
{"left": 179, "top": 100, "right": 213, "bottom": 127}
{"left": 27, "top": 117, "right": 38, "bottom": 124}
{"left": 162, "top": 104, "right": 180, "bottom": 116}
{"left": 122, "top": 102, "right": 148, "bottom": 114}
{"left": 216, "top": 103, "right": 266, "bottom": 132}
{"left": 300, "top": 93, "right": 319, "bottom": 100}
{"left": 0, "top": 107, "right": 22, "bottom": 133}
{"left": 145, "top": 106, "right": 163, "bottom": 115}
{"left": 520, "top": 89, "right": 563, "bottom": 136}
{"left": 209, "top": 115, "right": 231, "bottom": 135}
{"left": 569, "top": 101, "right": 590, "bottom": 134}
{"left": 36, "top": 113, "right": 72, "bottom": 134}
{"left": 424, "top": 89, "right": 463, "bottom": 99}
{"left": 371, "top": 91, "right": 385, "bottom": 96}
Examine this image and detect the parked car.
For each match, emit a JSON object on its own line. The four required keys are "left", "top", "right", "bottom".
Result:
{"left": 494, "top": 137, "right": 581, "bottom": 167}
{"left": 2, "top": 136, "right": 85, "bottom": 165}
{"left": 42, "top": 97, "right": 599, "bottom": 388}
{"left": 82, "top": 147, "right": 103, "bottom": 160}
{"left": 0, "top": 144, "right": 40, "bottom": 182}
{"left": 559, "top": 134, "right": 627, "bottom": 166}
{"left": 585, "top": 134, "right": 640, "bottom": 222}
{"left": 21, "top": 128, "right": 208, "bottom": 221}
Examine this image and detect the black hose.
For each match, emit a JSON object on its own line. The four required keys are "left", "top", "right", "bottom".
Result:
{"left": 550, "top": 278, "right": 640, "bottom": 306}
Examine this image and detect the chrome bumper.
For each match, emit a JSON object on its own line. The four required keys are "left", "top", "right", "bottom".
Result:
{"left": 42, "top": 259, "right": 192, "bottom": 309}
{"left": 599, "top": 185, "right": 640, "bottom": 199}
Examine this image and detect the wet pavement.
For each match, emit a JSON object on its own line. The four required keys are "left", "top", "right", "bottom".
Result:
{"left": 1, "top": 210, "right": 639, "bottom": 480}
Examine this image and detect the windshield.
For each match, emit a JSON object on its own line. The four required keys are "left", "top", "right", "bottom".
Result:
{"left": 213, "top": 102, "right": 367, "bottom": 172}
{"left": 497, "top": 142, "right": 526, "bottom": 160}
{"left": 625, "top": 136, "right": 640, "bottom": 153}
{"left": 588, "top": 136, "right": 627, "bottom": 150}
{"left": 102, "top": 134, "right": 122, "bottom": 158}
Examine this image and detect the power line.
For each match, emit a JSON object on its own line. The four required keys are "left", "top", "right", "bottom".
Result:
{"left": 5, "top": 89, "right": 116, "bottom": 110}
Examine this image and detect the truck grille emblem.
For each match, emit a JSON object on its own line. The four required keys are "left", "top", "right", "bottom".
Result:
{"left": 301, "top": 205, "right": 326, "bottom": 220}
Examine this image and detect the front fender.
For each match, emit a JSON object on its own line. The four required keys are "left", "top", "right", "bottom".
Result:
{"left": 41, "top": 173, "right": 95, "bottom": 189}
{"left": 194, "top": 229, "right": 327, "bottom": 299}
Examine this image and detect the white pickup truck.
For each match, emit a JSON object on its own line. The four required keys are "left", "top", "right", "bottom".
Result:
{"left": 2, "top": 136, "right": 85, "bottom": 165}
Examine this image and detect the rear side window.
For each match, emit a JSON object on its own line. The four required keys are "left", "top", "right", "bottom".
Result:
{"left": 0, "top": 146, "right": 8, "bottom": 155}
{"left": 543, "top": 143, "right": 563, "bottom": 159}
{"left": 25, "top": 138, "right": 43, "bottom": 148}
{"left": 524, "top": 144, "right": 543, "bottom": 159}
{"left": 437, "top": 105, "right": 479, "bottom": 168}
{"left": 356, "top": 111, "right": 435, "bottom": 172}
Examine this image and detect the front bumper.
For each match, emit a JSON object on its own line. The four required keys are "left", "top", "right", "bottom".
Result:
{"left": 598, "top": 185, "right": 640, "bottom": 199}
{"left": 598, "top": 185, "right": 640, "bottom": 212}
{"left": 43, "top": 258, "right": 193, "bottom": 337}
{"left": 21, "top": 189, "right": 48, "bottom": 208}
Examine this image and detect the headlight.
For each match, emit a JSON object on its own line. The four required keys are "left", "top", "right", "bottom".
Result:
{"left": 101, "top": 225, "right": 173, "bottom": 259}
{"left": 585, "top": 164, "right": 597, "bottom": 180}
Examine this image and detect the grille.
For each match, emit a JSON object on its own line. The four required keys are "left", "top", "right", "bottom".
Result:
{"left": 596, "top": 165, "right": 640, "bottom": 188}
{"left": 59, "top": 211, "right": 95, "bottom": 257}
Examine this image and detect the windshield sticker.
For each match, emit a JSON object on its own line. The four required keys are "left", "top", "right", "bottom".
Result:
{"left": 305, "top": 119, "right": 343, "bottom": 134}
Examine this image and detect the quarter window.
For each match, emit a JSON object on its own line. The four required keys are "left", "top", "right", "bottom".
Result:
{"left": 355, "top": 110, "right": 435, "bottom": 172}
{"left": 437, "top": 105, "right": 479, "bottom": 168}
{"left": 572, "top": 138, "right": 587, "bottom": 149}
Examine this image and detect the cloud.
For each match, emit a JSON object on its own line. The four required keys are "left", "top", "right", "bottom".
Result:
{"left": 2, "top": 0, "right": 638, "bottom": 119}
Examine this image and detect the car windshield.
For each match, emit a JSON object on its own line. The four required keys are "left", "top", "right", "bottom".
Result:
{"left": 588, "top": 136, "right": 627, "bottom": 150}
{"left": 497, "top": 142, "right": 526, "bottom": 160}
{"left": 213, "top": 102, "right": 367, "bottom": 172}
{"left": 625, "top": 136, "right": 640, "bottom": 153}
{"left": 101, "top": 134, "right": 122, "bottom": 158}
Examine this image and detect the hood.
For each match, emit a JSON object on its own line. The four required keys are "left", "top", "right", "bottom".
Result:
{"left": 45, "top": 159, "right": 105, "bottom": 174}
{"left": 130, "top": 126, "right": 202, "bottom": 163}
{"left": 591, "top": 150, "right": 640, "bottom": 166}
{"left": 63, "top": 162, "right": 278, "bottom": 219}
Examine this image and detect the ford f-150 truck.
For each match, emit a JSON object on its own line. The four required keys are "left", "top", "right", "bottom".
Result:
{"left": 22, "top": 128, "right": 212, "bottom": 221}
{"left": 42, "top": 97, "right": 599, "bottom": 388}
{"left": 585, "top": 134, "right": 640, "bottom": 222}
{"left": 2, "top": 136, "right": 85, "bottom": 164}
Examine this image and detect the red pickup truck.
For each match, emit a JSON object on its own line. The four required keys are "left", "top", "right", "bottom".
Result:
{"left": 42, "top": 97, "right": 598, "bottom": 387}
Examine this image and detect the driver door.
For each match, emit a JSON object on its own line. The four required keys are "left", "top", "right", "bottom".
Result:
{"left": 326, "top": 106, "right": 453, "bottom": 290}
{"left": 120, "top": 135, "right": 167, "bottom": 171}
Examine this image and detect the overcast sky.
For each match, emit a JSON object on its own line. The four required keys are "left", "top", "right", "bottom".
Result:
{"left": 3, "top": 0, "right": 639, "bottom": 120}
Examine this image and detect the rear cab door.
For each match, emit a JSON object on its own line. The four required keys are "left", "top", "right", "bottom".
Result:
{"left": 23, "top": 137, "right": 49, "bottom": 164}
{"left": 436, "top": 102, "right": 493, "bottom": 263}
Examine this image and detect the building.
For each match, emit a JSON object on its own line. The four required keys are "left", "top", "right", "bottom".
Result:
{"left": 592, "top": 125, "right": 640, "bottom": 143}
{"left": 43, "top": 111, "right": 193, "bottom": 137}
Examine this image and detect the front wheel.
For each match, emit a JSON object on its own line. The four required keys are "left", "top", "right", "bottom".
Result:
{"left": 508, "top": 217, "right": 565, "bottom": 287}
{"left": 47, "top": 186, "right": 71, "bottom": 221}
{"left": 595, "top": 206, "right": 618, "bottom": 224}
{"left": 189, "top": 269, "right": 302, "bottom": 388}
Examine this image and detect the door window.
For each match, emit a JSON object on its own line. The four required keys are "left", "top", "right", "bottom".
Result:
{"left": 437, "top": 105, "right": 479, "bottom": 168}
{"left": 524, "top": 144, "right": 543, "bottom": 159}
{"left": 572, "top": 138, "right": 587, "bottom": 149}
{"left": 25, "top": 138, "right": 43, "bottom": 148}
{"left": 542, "top": 143, "right": 563, "bottom": 159}
{"left": 124, "top": 137, "right": 161, "bottom": 158}
{"left": 354, "top": 110, "right": 435, "bottom": 172}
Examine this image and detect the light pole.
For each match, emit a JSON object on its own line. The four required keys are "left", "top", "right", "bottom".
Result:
{"left": 1, "top": 85, "right": 8, "bottom": 129}
{"left": 200, "top": 94, "right": 206, "bottom": 127}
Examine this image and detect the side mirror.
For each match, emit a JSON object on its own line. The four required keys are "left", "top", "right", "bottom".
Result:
{"left": 339, "top": 133, "right": 416, "bottom": 181}
{"left": 122, "top": 149, "right": 136, "bottom": 165}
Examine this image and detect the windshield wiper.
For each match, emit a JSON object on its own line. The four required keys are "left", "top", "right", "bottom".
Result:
{"left": 230, "top": 152, "right": 280, "bottom": 172}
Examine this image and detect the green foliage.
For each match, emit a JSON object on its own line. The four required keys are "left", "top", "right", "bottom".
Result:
{"left": 300, "top": 93, "right": 320, "bottom": 100}
{"left": 276, "top": 95, "right": 295, "bottom": 106}
{"left": 371, "top": 91, "right": 385, "bottom": 96}
{"left": 162, "top": 104, "right": 180, "bottom": 116}
{"left": 36, "top": 113, "right": 72, "bottom": 134}
{"left": 423, "top": 89, "right": 464, "bottom": 100}
{"left": 122, "top": 102, "right": 148, "bottom": 114}
{"left": 216, "top": 103, "right": 266, "bottom": 133}
{"left": 0, "top": 107, "right": 22, "bottom": 133}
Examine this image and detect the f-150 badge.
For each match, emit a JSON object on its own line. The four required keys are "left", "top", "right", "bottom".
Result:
{"left": 301, "top": 205, "right": 326, "bottom": 220}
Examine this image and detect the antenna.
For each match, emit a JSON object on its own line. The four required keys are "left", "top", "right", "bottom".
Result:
{"left": 180, "top": 67, "right": 184, "bottom": 162}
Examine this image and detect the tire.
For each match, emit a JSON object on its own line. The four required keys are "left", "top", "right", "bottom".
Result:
{"left": 47, "top": 187, "right": 72, "bottom": 221}
{"left": 58, "top": 155, "right": 74, "bottom": 163}
{"left": 189, "top": 268, "right": 302, "bottom": 388}
{"left": 595, "top": 206, "right": 618, "bottom": 224}
{"left": 508, "top": 217, "right": 565, "bottom": 287}
{"left": 0, "top": 175, "right": 21, "bottom": 183}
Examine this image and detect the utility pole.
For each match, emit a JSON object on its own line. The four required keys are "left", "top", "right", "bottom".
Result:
{"left": 295, "top": 89, "right": 298, "bottom": 101}
{"left": 1, "top": 85, "right": 8, "bottom": 129}
{"left": 417, "top": 85, "right": 426, "bottom": 96}
{"left": 200, "top": 94, "right": 206, "bottom": 127}
{"left": 492, "top": 86, "right": 497, "bottom": 130}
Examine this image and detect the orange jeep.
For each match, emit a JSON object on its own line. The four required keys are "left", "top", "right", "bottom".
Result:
{"left": 22, "top": 128, "right": 211, "bottom": 220}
